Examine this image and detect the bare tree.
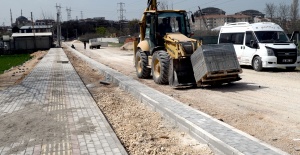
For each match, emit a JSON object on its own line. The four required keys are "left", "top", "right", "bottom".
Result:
{"left": 264, "top": 3, "right": 277, "bottom": 21}
{"left": 290, "top": 0, "right": 299, "bottom": 31}
{"left": 277, "top": 3, "right": 290, "bottom": 32}
{"left": 40, "top": 9, "right": 54, "bottom": 20}
{"left": 158, "top": 0, "right": 169, "bottom": 10}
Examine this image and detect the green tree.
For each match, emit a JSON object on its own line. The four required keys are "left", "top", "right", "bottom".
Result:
{"left": 96, "top": 27, "right": 106, "bottom": 37}
{"left": 128, "top": 19, "right": 140, "bottom": 36}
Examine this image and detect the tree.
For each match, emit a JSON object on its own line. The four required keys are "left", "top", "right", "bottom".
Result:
{"left": 290, "top": 0, "right": 299, "bottom": 32}
{"left": 96, "top": 27, "right": 106, "bottom": 37}
{"left": 264, "top": 3, "right": 277, "bottom": 21}
{"left": 277, "top": 3, "right": 290, "bottom": 32}
{"left": 128, "top": 19, "right": 140, "bottom": 36}
{"left": 158, "top": 0, "right": 170, "bottom": 10}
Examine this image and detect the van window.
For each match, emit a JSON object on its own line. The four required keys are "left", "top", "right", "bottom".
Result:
{"left": 255, "top": 31, "right": 290, "bottom": 43}
{"left": 219, "top": 33, "right": 244, "bottom": 45}
{"left": 245, "top": 31, "right": 256, "bottom": 47}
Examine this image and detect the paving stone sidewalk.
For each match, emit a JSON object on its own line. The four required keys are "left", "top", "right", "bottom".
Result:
{"left": 0, "top": 48, "right": 127, "bottom": 155}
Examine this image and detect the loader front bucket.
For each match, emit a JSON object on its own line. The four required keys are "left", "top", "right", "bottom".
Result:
{"left": 168, "top": 58, "right": 196, "bottom": 87}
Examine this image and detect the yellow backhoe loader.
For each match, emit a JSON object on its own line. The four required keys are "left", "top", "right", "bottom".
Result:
{"left": 133, "top": 0, "right": 242, "bottom": 87}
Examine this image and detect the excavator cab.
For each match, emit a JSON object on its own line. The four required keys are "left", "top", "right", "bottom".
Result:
{"left": 143, "top": 11, "right": 192, "bottom": 52}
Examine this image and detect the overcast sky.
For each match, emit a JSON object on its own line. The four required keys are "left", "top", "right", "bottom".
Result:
{"left": 0, "top": 0, "right": 296, "bottom": 26}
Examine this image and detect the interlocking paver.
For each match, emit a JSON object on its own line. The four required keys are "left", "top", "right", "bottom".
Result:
{"left": 0, "top": 48, "right": 127, "bottom": 155}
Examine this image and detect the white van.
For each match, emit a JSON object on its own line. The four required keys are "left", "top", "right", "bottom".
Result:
{"left": 218, "top": 22, "right": 300, "bottom": 71}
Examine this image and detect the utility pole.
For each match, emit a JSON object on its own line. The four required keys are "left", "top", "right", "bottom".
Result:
{"left": 66, "top": 7, "right": 72, "bottom": 21}
{"left": 31, "top": 12, "right": 36, "bottom": 50}
{"left": 117, "top": 2, "right": 126, "bottom": 31}
{"left": 81, "top": 11, "right": 83, "bottom": 20}
{"left": 56, "top": 4, "right": 62, "bottom": 47}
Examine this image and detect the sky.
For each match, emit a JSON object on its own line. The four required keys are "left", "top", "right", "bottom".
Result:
{"left": 0, "top": 0, "right": 296, "bottom": 26}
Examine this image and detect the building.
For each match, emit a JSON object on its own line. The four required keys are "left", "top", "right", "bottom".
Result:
{"left": 201, "top": 7, "right": 226, "bottom": 15}
{"left": 194, "top": 14, "right": 226, "bottom": 30}
{"left": 235, "top": 10, "right": 265, "bottom": 23}
{"left": 192, "top": 7, "right": 266, "bottom": 31}
{"left": 35, "top": 19, "right": 55, "bottom": 26}
{"left": 193, "top": 14, "right": 251, "bottom": 31}
{"left": 20, "top": 25, "right": 53, "bottom": 33}
{"left": 18, "top": 19, "right": 55, "bottom": 33}
{"left": 15, "top": 16, "right": 31, "bottom": 28}
{"left": 11, "top": 32, "right": 53, "bottom": 51}
{"left": 227, "top": 14, "right": 252, "bottom": 23}
{"left": 236, "top": 10, "right": 265, "bottom": 18}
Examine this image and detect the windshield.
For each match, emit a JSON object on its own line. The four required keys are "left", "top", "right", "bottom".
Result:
{"left": 255, "top": 31, "right": 290, "bottom": 43}
{"left": 157, "top": 12, "right": 190, "bottom": 36}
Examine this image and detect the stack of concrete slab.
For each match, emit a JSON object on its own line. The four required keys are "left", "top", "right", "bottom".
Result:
{"left": 191, "top": 43, "right": 241, "bottom": 82}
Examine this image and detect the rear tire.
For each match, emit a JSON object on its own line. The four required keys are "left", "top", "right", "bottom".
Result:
{"left": 252, "top": 56, "right": 263, "bottom": 71}
{"left": 152, "top": 50, "right": 170, "bottom": 84}
{"left": 135, "top": 50, "right": 151, "bottom": 78}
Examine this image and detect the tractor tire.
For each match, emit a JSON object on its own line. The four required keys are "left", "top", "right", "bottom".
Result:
{"left": 135, "top": 50, "right": 151, "bottom": 78}
{"left": 252, "top": 56, "right": 263, "bottom": 71}
{"left": 152, "top": 50, "right": 170, "bottom": 84}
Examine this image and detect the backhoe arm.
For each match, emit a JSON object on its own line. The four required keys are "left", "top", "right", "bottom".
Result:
{"left": 140, "top": 0, "right": 157, "bottom": 41}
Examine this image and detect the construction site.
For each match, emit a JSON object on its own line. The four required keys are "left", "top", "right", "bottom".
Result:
{"left": 1, "top": 0, "right": 300, "bottom": 155}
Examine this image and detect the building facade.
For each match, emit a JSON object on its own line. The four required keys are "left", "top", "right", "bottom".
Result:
{"left": 192, "top": 7, "right": 262, "bottom": 31}
{"left": 193, "top": 14, "right": 251, "bottom": 31}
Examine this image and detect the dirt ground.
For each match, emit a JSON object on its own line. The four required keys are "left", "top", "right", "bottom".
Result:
{"left": 68, "top": 41, "right": 300, "bottom": 155}
{"left": 64, "top": 48, "right": 213, "bottom": 154}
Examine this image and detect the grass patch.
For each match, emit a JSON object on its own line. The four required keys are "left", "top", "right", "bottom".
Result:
{"left": 0, "top": 54, "right": 32, "bottom": 74}
{"left": 108, "top": 42, "right": 123, "bottom": 47}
